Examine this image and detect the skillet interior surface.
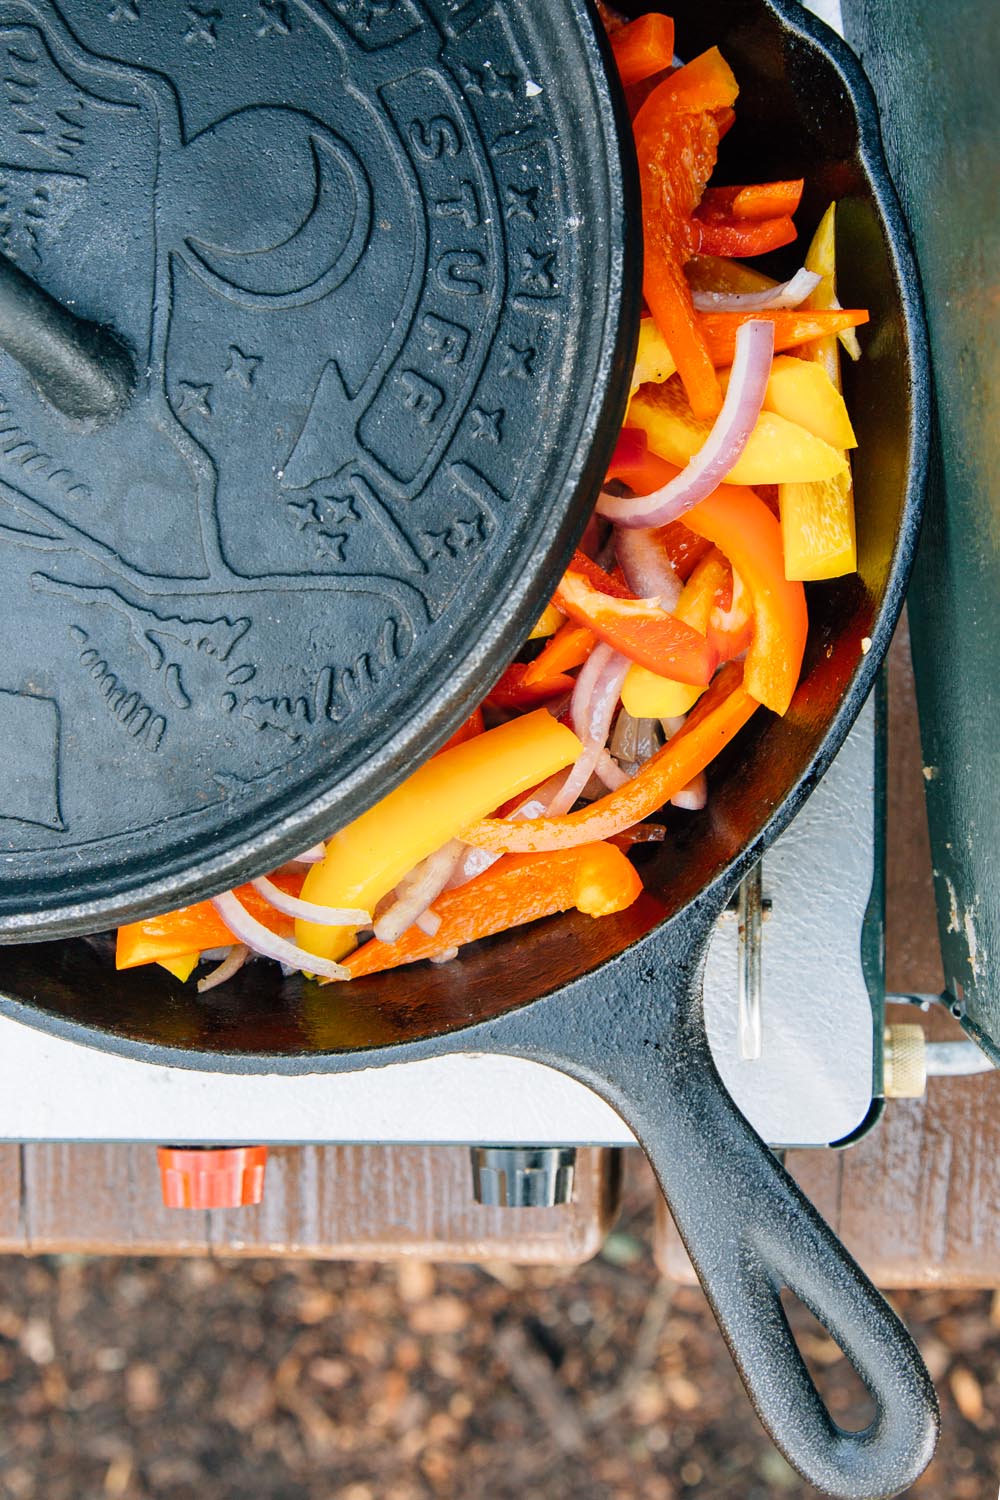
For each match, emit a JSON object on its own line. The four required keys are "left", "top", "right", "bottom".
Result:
{"left": 2, "top": 0, "right": 926, "bottom": 1066}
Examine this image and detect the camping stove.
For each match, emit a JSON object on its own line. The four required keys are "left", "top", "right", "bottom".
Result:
{"left": 0, "top": 692, "right": 885, "bottom": 1155}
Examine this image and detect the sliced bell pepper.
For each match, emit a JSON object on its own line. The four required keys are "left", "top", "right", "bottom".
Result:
{"left": 693, "top": 214, "right": 797, "bottom": 258}
{"left": 629, "top": 308, "right": 870, "bottom": 393}
{"left": 343, "top": 843, "right": 643, "bottom": 979}
{"left": 486, "top": 662, "right": 575, "bottom": 709}
{"left": 296, "top": 710, "right": 583, "bottom": 962}
{"left": 460, "top": 662, "right": 759, "bottom": 853}
{"left": 609, "top": 12, "right": 675, "bottom": 86}
{"left": 621, "top": 547, "right": 729, "bottom": 719}
{"left": 698, "top": 180, "right": 804, "bottom": 221}
{"left": 438, "top": 706, "right": 484, "bottom": 753}
{"left": 803, "top": 201, "right": 863, "bottom": 369}
{"left": 779, "top": 474, "right": 857, "bottom": 581}
{"left": 638, "top": 46, "right": 739, "bottom": 114}
{"left": 684, "top": 254, "right": 779, "bottom": 296}
{"left": 758, "top": 355, "right": 856, "bottom": 450}
{"left": 629, "top": 376, "right": 848, "bottom": 486}
{"left": 528, "top": 602, "right": 566, "bottom": 640}
{"left": 632, "top": 51, "right": 739, "bottom": 419}
{"left": 522, "top": 619, "right": 596, "bottom": 686}
{"left": 683, "top": 483, "right": 808, "bottom": 715}
{"left": 116, "top": 871, "right": 305, "bottom": 970}
{"left": 554, "top": 555, "right": 717, "bottom": 685}
{"left": 707, "top": 561, "right": 754, "bottom": 660}
{"left": 701, "top": 307, "right": 868, "bottom": 368}
{"left": 159, "top": 952, "right": 200, "bottom": 982}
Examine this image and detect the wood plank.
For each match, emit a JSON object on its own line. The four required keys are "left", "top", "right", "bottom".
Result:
{"left": 11, "top": 1145, "right": 618, "bottom": 1262}
{"left": 21, "top": 1145, "right": 209, "bottom": 1256}
{"left": 211, "top": 1145, "right": 620, "bottom": 1264}
{"left": 0, "top": 1145, "right": 24, "bottom": 1252}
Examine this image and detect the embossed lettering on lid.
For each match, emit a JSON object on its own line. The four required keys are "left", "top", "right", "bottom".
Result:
{"left": 0, "top": 0, "right": 636, "bottom": 937}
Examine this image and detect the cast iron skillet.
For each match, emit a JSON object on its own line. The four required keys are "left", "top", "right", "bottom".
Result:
{"left": 1, "top": 1, "right": 937, "bottom": 1494}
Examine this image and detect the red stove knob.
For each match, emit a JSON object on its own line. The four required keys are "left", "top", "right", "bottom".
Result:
{"left": 157, "top": 1146, "right": 268, "bottom": 1209}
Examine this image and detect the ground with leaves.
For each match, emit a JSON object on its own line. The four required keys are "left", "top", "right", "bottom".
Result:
{"left": 0, "top": 1164, "right": 997, "bottom": 1500}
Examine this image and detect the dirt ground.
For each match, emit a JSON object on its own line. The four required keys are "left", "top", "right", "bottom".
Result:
{"left": 0, "top": 1165, "right": 998, "bottom": 1500}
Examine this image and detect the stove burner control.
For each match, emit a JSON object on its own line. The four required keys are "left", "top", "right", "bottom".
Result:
{"left": 471, "top": 1147, "right": 576, "bottom": 1207}
{"left": 158, "top": 1145, "right": 267, "bottom": 1209}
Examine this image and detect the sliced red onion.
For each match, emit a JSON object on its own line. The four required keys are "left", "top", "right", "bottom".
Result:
{"left": 596, "top": 318, "right": 775, "bottom": 529}
{"left": 294, "top": 843, "right": 326, "bottom": 863}
{"left": 447, "top": 769, "right": 573, "bottom": 893}
{"left": 429, "top": 947, "right": 459, "bottom": 965}
{"left": 197, "top": 944, "right": 249, "bottom": 994}
{"left": 211, "top": 890, "right": 350, "bottom": 981}
{"left": 251, "top": 875, "right": 369, "bottom": 927}
{"left": 594, "top": 748, "right": 631, "bottom": 791}
{"left": 614, "top": 527, "right": 682, "bottom": 611}
{"left": 547, "top": 645, "right": 630, "bottom": 815}
{"left": 671, "top": 771, "right": 708, "bottom": 811}
{"left": 691, "top": 268, "right": 821, "bottom": 312}
{"left": 374, "top": 840, "right": 464, "bottom": 943}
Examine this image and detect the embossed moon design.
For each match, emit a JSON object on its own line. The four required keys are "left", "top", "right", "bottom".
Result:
{"left": 178, "top": 112, "right": 372, "bottom": 309}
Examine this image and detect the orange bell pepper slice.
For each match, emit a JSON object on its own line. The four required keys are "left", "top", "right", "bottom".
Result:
{"left": 461, "top": 662, "right": 758, "bottom": 854}
{"left": 343, "top": 843, "right": 643, "bottom": 979}
{"left": 632, "top": 50, "right": 739, "bottom": 420}
{"left": 698, "top": 180, "right": 804, "bottom": 221}
{"left": 699, "top": 308, "right": 869, "bottom": 367}
{"left": 609, "top": 12, "right": 675, "bottom": 87}
{"left": 523, "top": 620, "right": 596, "bottom": 686}
{"left": 683, "top": 483, "right": 808, "bottom": 715}
{"left": 116, "top": 871, "right": 305, "bottom": 970}
{"left": 554, "top": 554, "right": 717, "bottom": 685}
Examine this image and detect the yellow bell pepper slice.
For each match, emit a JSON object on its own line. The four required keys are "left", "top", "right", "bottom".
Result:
{"left": 779, "top": 473, "right": 857, "bottom": 580}
{"left": 803, "top": 202, "right": 862, "bottom": 372}
{"left": 685, "top": 255, "right": 779, "bottom": 297}
{"left": 157, "top": 952, "right": 200, "bottom": 982}
{"left": 779, "top": 205, "right": 858, "bottom": 581}
{"left": 630, "top": 316, "right": 678, "bottom": 395}
{"left": 296, "top": 710, "right": 583, "bottom": 962}
{"left": 760, "top": 356, "right": 857, "bottom": 450}
{"left": 629, "top": 377, "right": 848, "bottom": 485}
{"left": 528, "top": 602, "right": 566, "bottom": 639}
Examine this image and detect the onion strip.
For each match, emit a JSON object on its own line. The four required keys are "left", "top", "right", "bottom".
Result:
{"left": 691, "top": 267, "right": 820, "bottom": 312}
{"left": 251, "top": 875, "right": 369, "bottom": 927}
{"left": 597, "top": 318, "right": 775, "bottom": 529}
{"left": 211, "top": 890, "right": 350, "bottom": 980}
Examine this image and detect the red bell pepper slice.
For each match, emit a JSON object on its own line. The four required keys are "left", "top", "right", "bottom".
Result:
{"left": 486, "top": 662, "right": 574, "bottom": 710}
{"left": 437, "top": 706, "right": 484, "bottom": 753}
{"left": 554, "top": 556, "right": 717, "bottom": 686}
{"left": 694, "top": 214, "right": 798, "bottom": 258}
{"left": 632, "top": 50, "right": 739, "bottom": 420}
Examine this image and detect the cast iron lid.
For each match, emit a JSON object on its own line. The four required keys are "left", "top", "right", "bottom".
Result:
{"left": 0, "top": 0, "right": 636, "bottom": 938}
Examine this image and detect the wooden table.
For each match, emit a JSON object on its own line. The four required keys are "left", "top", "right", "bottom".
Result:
{"left": 3, "top": 622, "right": 997, "bottom": 1282}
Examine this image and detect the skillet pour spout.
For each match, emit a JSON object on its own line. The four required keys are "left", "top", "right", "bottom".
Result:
{"left": 0, "top": 0, "right": 938, "bottom": 1492}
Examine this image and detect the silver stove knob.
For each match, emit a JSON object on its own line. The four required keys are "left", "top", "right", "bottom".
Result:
{"left": 470, "top": 1147, "right": 576, "bottom": 1207}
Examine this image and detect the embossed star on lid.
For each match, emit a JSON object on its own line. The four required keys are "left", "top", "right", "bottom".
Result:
{"left": 0, "top": 0, "right": 637, "bottom": 937}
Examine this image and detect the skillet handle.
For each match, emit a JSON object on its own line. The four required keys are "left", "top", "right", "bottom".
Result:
{"left": 495, "top": 898, "right": 939, "bottom": 1498}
